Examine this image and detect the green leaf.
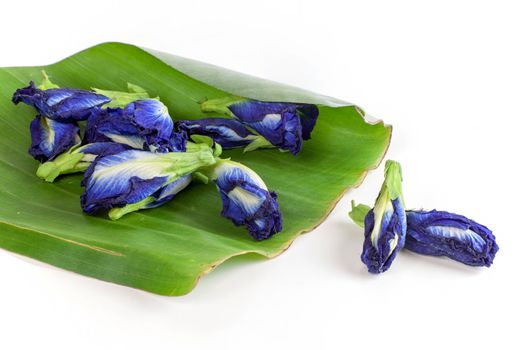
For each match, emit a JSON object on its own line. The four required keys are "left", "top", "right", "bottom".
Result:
{"left": 0, "top": 42, "right": 391, "bottom": 295}
{"left": 348, "top": 200, "right": 371, "bottom": 228}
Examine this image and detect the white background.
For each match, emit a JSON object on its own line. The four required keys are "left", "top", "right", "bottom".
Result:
{"left": 1, "top": 0, "right": 523, "bottom": 349}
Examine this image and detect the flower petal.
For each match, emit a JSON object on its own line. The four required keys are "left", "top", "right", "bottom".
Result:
{"left": 405, "top": 210, "right": 498, "bottom": 267}
{"left": 84, "top": 108, "right": 146, "bottom": 149}
{"left": 77, "top": 142, "right": 131, "bottom": 162}
{"left": 123, "top": 99, "right": 173, "bottom": 140}
{"left": 13, "top": 82, "right": 110, "bottom": 122}
{"left": 144, "top": 174, "right": 192, "bottom": 208}
{"left": 28, "top": 115, "right": 80, "bottom": 162}
{"left": 176, "top": 118, "right": 256, "bottom": 149}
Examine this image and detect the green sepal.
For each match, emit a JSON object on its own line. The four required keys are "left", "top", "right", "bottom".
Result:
{"left": 37, "top": 71, "right": 59, "bottom": 90}
{"left": 213, "top": 142, "right": 222, "bottom": 158}
{"left": 189, "top": 135, "right": 222, "bottom": 158}
{"left": 162, "top": 143, "right": 217, "bottom": 180}
{"left": 243, "top": 135, "right": 274, "bottom": 153}
{"left": 108, "top": 196, "right": 157, "bottom": 220}
{"left": 36, "top": 152, "right": 85, "bottom": 182}
{"left": 190, "top": 134, "right": 214, "bottom": 147}
{"left": 91, "top": 83, "right": 152, "bottom": 108}
{"left": 383, "top": 160, "right": 403, "bottom": 201}
{"left": 200, "top": 96, "right": 244, "bottom": 116}
{"left": 348, "top": 200, "right": 371, "bottom": 228}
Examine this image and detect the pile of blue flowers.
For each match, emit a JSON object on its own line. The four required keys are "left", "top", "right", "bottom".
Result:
{"left": 349, "top": 160, "right": 498, "bottom": 272}
{"left": 12, "top": 72, "right": 319, "bottom": 241}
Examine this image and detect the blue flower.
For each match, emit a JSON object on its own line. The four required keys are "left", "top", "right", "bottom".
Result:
{"left": 84, "top": 106, "right": 185, "bottom": 152}
{"left": 212, "top": 160, "right": 282, "bottom": 240}
{"left": 405, "top": 210, "right": 498, "bottom": 267}
{"left": 362, "top": 197, "right": 407, "bottom": 273}
{"left": 28, "top": 115, "right": 81, "bottom": 162}
{"left": 36, "top": 142, "right": 131, "bottom": 182}
{"left": 81, "top": 143, "right": 216, "bottom": 218}
{"left": 351, "top": 160, "right": 407, "bottom": 273}
{"left": 12, "top": 82, "right": 110, "bottom": 122}
{"left": 176, "top": 118, "right": 257, "bottom": 149}
{"left": 201, "top": 98, "right": 319, "bottom": 155}
{"left": 227, "top": 101, "right": 318, "bottom": 155}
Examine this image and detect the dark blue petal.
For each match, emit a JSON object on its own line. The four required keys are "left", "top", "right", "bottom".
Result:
{"left": 13, "top": 82, "right": 110, "bottom": 122}
{"left": 214, "top": 162, "right": 282, "bottom": 240}
{"left": 148, "top": 131, "right": 187, "bottom": 153}
{"left": 176, "top": 118, "right": 256, "bottom": 149}
{"left": 405, "top": 210, "right": 498, "bottom": 267}
{"left": 78, "top": 142, "right": 131, "bottom": 160}
{"left": 228, "top": 100, "right": 318, "bottom": 155}
{"left": 296, "top": 104, "right": 319, "bottom": 140}
{"left": 28, "top": 115, "right": 80, "bottom": 162}
{"left": 85, "top": 104, "right": 181, "bottom": 152}
{"left": 81, "top": 150, "right": 172, "bottom": 213}
{"left": 123, "top": 99, "right": 174, "bottom": 140}
{"left": 144, "top": 174, "right": 192, "bottom": 208}
{"left": 84, "top": 107, "right": 148, "bottom": 149}
{"left": 361, "top": 198, "right": 407, "bottom": 273}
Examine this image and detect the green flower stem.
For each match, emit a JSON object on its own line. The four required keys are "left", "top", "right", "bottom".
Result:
{"left": 244, "top": 135, "right": 273, "bottom": 152}
{"left": 36, "top": 152, "right": 85, "bottom": 182}
{"left": 109, "top": 197, "right": 157, "bottom": 221}
{"left": 348, "top": 200, "right": 371, "bottom": 228}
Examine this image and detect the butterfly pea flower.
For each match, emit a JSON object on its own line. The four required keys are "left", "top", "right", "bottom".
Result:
{"left": 349, "top": 160, "right": 407, "bottom": 273}
{"left": 36, "top": 142, "right": 130, "bottom": 182}
{"left": 176, "top": 118, "right": 257, "bottom": 149}
{"left": 211, "top": 159, "right": 282, "bottom": 240}
{"left": 405, "top": 210, "right": 498, "bottom": 267}
{"left": 28, "top": 115, "right": 81, "bottom": 162}
{"left": 81, "top": 141, "right": 217, "bottom": 218}
{"left": 201, "top": 98, "right": 319, "bottom": 155}
{"left": 12, "top": 81, "right": 110, "bottom": 122}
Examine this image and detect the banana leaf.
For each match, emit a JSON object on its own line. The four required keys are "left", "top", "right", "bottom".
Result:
{"left": 0, "top": 42, "right": 391, "bottom": 295}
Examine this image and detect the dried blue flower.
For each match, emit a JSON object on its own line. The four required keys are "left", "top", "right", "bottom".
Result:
{"left": 12, "top": 82, "right": 110, "bottom": 122}
{"left": 361, "top": 198, "right": 406, "bottom": 273}
{"left": 405, "top": 210, "right": 498, "bottom": 267}
{"left": 28, "top": 115, "right": 81, "bottom": 162}
{"left": 36, "top": 142, "right": 130, "bottom": 182}
{"left": 212, "top": 160, "right": 282, "bottom": 240}
{"left": 81, "top": 142, "right": 217, "bottom": 219}
{"left": 176, "top": 118, "right": 257, "bottom": 149}
{"left": 349, "top": 160, "right": 407, "bottom": 273}
{"left": 84, "top": 106, "right": 185, "bottom": 152}
{"left": 201, "top": 98, "right": 319, "bottom": 155}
